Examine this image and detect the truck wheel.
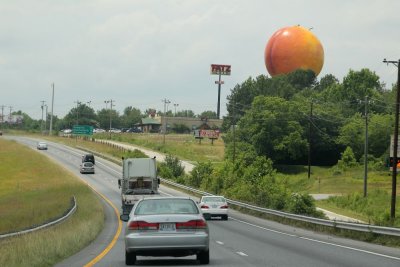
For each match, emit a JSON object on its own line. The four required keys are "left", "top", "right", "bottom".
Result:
{"left": 125, "top": 251, "right": 136, "bottom": 265}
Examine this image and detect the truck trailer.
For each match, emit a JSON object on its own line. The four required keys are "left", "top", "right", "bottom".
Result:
{"left": 118, "top": 157, "right": 160, "bottom": 214}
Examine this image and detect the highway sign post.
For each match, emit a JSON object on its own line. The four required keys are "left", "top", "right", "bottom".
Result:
{"left": 211, "top": 64, "right": 231, "bottom": 119}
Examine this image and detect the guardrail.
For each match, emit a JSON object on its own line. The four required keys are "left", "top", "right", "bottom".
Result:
{"left": 160, "top": 178, "right": 400, "bottom": 237}
{"left": 0, "top": 196, "right": 77, "bottom": 239}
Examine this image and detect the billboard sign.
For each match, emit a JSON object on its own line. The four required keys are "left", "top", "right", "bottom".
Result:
{"left": 210, "top": 64, "right": 231, "bottom": 75}
{"left": 194, "top": 129, "right": 220, "bottom": 139}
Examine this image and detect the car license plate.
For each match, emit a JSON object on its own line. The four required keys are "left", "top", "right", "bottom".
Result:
{"left": 159, "top": 223, "right": 176, "bottom": 232}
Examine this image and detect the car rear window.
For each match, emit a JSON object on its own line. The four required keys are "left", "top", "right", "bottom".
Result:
{"left": 83, "top": 162, "right": 94, "bottom": 167}
{"left": 202, "top": 197, "right": 225, "bottom": 203}
{"left": 135, "top": 199, "right": 199, "bottom": 215}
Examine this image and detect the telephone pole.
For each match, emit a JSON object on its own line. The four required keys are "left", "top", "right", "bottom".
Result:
{"left": 308, "top": 100, "right": 313, "bottom": 179}
{"left": 383, "top": 58, "right": 400, "bottom": 219}
{"left": 49, "top": 83, "right": 54, "bottom": 136}
{"left": 162, "top": 98, "right": 170, "bottom": 145}
{"left": 363, "top": 96, "right": 369, "bottom": 197}
{"left": 40, "top": 101, "right": 46, "bottom": 133}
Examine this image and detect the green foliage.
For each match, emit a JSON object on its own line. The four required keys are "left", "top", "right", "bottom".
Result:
{"left": 337, "top": 146, "right": 358, "bottom": 170}
{"left": 287, "top": 193, "right": 323, "bottom": 217}
{"left": 158, "top": 154, "right": 185, "bottom": 180}
{"left": 325, "top": 189, "right": 400, "bottom": 226}
{"left": 187, "top": 161, "right": 213, "bottom": 188}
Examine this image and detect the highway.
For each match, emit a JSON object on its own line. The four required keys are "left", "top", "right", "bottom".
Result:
{"left": 10, "top": 136, "right": 400, "bottom": 267}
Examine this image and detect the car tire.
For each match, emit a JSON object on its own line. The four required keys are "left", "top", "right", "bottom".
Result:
{"left": 125, "top": 251, "right": 136, "bottom": 265}
{"left": 197, "top": 250, "right": 209, "bottom": 264}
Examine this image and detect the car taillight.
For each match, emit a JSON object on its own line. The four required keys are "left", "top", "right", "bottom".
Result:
{"left": 220, "top": 205, "right": 229, "bottom": 209}
{"left": 201, "top": 205, "right": 209, "bottom": 209}
{"left": 176, "top": 219, "right": 207, "bottom": 230}
{"left": 128, "top": 221, "right": 159, "bottom": 231}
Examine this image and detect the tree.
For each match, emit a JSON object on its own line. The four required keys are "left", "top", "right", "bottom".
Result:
{"left": 63, "top": 103, "right": 97, "bottom": 128}
{"left": 121, "top": 106, "right": 142, "bottom": 128}
{"left": 235, "top": 96, "right": 308, "bottom": 162}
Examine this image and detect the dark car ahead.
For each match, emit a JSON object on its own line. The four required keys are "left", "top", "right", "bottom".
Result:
{"left": 82, "top": 154, "right": 95, "bottom": 165}
{"left": 120, "top": 197, "right": 210, "bottom": 265}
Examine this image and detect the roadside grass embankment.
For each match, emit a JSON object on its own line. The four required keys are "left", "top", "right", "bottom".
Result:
{"left": 0, "top": 138, "right": 104, "bottom": 267}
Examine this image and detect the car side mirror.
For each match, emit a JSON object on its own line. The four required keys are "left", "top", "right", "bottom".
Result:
{"left": 120, "top": 214, "right": 129, "bottom": 222}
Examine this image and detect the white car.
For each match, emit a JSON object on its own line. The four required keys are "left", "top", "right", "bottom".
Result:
{"left": 199, "top": 196, "right": 229, "bottom": 220}
{"left": 37, "top": 142, "right": 48, "bottom": 150}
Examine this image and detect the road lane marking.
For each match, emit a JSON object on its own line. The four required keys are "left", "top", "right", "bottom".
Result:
{"left": 236, "top": 251, "right": 248, "bottom": 256}
{"left": 83, "top": 183, "right": 122, "bottom": 267}
{"left": 230, "top": 217, "right": 400, "bottom": 261}
{"left": 216, "top": 241, "right": 224, "bottom": 245}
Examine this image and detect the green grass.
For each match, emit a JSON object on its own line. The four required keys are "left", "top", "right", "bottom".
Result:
{"left": 0, "top": 138, "right": 104, "bottom": 267}
{"left": 95, "top": 132, "right": 225, "bottom": 163}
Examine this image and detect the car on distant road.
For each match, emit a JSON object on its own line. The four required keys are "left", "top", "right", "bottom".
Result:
{"left": 199, "top": 196, "right": 228, "bottom": 220}
{"left": 80, "top": 162, "right": 95, "bottom": 174}
{"left": 63, "top": 129, "right": 72, "bottom": 134}
{"left": 82, "top": 153, "right": 95, "bottom": 165}
{"left": 36, "top": 141, "right": 48, "bottom": 150}
{"left": 120, "top": 197, "right": 210, "bottom": 265}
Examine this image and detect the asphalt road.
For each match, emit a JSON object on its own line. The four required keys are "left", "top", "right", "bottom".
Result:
{"left": 8, "top": 136, "right": 400, "bottom": 267}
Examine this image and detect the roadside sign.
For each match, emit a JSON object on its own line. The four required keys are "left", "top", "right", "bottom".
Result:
{"left": 210, "top": 64, "right": 231, "bottom": 75}
{"left": 73, "top": 125, "right": 93, "bottom": 135}
{"left": 389, "top": 135, "right": 400, "bottom": 157}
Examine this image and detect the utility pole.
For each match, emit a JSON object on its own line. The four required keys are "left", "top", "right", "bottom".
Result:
{"left": 109, "top": 99, "right": 114, "bottom": 139}
{"left": 162, "top": 98, "right": 170, "bottom": 145}
{"left": 74, "top": 100, "right": 81, "bottom": 125}
{"left": 40, "top": 101, "right": 45, "bottom": 134}
{"left": 45, "top": 104, "right": 48, "bottom": 134}
{"left": 49, "top": 83, "right": 54, "bottom": 136}
{"left": 308, "top": 100, "right": 313, "bottom": 179}
{"left": 363, "top": 96, "right": 369, "bottom": 197}
{"left": 232, "top": 101, "right": 236, "bottom": 163}
{"left": 174, "top": 103, "right": 179, "bottom": 116}
{"left": 0, "top": 105, "right": 5, "bottom": 126}
{"left": 383, "top": 58, "right": 400, "bottom": 219}
{"left": 8, "top": 106, "right": 12, "bottom": 124}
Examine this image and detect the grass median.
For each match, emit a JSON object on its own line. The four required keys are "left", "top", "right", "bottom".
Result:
{"left": 0, "top": 138, "right": 104, "bottom": 267}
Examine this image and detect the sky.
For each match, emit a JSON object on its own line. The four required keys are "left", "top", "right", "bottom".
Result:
{"left": 1, "top": 0, "right": 400, "bottom": 120}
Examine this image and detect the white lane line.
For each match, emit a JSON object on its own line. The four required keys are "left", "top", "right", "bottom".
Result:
{"left": 216, "top": 241, "right": 224, "bottom": 245}
{"left": 236, "top": 251, "right": 248, "bottom": 257}
{"left": 230, "top": 217, "right": 400, "bottom": 261}
{"left": 158, "top": 190, "right": 174, "bottom": 197}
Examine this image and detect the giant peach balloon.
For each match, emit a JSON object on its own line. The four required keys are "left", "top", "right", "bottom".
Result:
{"left": 265, "top": 25, "right": 324, "bottom": 76}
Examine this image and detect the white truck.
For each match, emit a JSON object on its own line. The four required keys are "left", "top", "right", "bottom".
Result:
{"left": 118, "top": 157, "right": 160, "bottom": 214}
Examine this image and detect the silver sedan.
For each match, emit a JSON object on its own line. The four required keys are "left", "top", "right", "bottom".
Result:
{"left": 199, "top": 196, "right": 229, "bottom": 220}
{"left": 120, "top": 197, "right": 210, "bottom": 265}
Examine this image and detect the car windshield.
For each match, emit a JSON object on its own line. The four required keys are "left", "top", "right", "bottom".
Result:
{"left": 202, "top": 197, "right": 225, "bottom": 203}
{"left": 135, "top": 199, "right": 199, "bottom": 215}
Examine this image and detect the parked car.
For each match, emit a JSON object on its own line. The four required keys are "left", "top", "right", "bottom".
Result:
{"left": 36, "top": 141, "right": 48, "bottom": 150}
{"left": 127, "top": 127, "right": 143, "bottom": 133}
{"left": 120, "top": 197, "right": 210, "bottom": 265}
{"left": 199, "top": 196, "right": 228, "bottom": 220}
{"left": 80, "top": 162, "right": 95, "bottom": 174}
{"left": 82, "top": 153, "right": 95, "bottom": 165}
